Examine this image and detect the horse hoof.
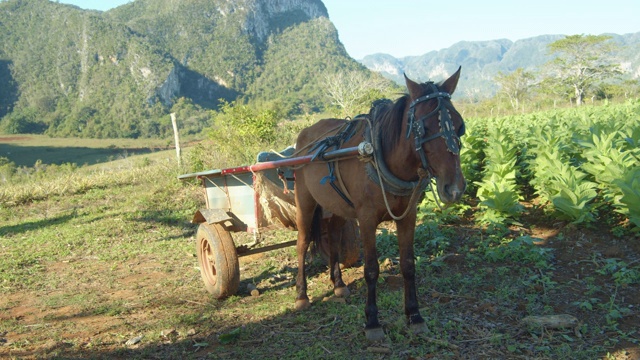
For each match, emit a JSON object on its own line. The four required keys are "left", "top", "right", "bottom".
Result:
{"left": 365, "top": 327, "right": 385, "bottom": 342}
{"left": 294, "top": 299, "right": 311, "bottom": 311}
{"left": 410, "top": 322, "right": 428, "bottom": 334}
{"left": 334, "top": 286, "right": 350, "bottom": 298}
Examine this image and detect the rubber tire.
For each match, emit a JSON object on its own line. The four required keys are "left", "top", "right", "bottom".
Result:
{"left": 196, "top": 223, "right": 240, "bottom": 299}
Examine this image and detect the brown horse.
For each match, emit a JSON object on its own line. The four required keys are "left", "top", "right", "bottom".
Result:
{"left": 293, "top": 68, "right": 466, "bottom": 341}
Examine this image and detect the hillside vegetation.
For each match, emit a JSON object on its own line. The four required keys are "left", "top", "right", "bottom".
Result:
{"left": 4, "top": 0, "right": 638, "bottom": 142}
{"left": 0, "top": 0, "right": 174, "bottom": 137}
{"left": 0, "top": 0, "right": 375, "bottom": 138}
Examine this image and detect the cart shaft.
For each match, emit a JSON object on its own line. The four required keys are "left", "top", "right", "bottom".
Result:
{"left": 221, "top": 143, "right": 372, "bottom": 176}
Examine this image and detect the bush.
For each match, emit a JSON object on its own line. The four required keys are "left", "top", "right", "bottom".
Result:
{"left": 204, "top": 100, "right": 285, "bottom": 167}
{"left": 0, "top": 157, "right": 17, "bottom": 182}
{"left": 1, "top": 107, "right": 47, "bottom": 134}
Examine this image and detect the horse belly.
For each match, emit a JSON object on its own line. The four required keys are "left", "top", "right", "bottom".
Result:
{"left": 295, "top": 118, "right": 364, "bottom": 219}
{"left": 298, "top": 162, "right": 358, "bottom": 219}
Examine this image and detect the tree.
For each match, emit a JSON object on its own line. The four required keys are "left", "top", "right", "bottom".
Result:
{"left": 537, "top": 77, "right": 572, "bottom": 108}
{"left": 321, "top": 71, "right": 391, "bottom": 117}
{"left": 546, "top": 35, "right": 620, "bottom": 106}
{"left": 495, "top": 68, "right": 535, "bottom": 111}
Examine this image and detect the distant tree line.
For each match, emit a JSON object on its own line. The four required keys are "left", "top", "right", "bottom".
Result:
{"left": 492, "top": 35, "right": 638, "bottom": 113}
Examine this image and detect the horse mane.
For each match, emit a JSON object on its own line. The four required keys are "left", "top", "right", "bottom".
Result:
{"left": 377, "top": 94, "right": 408, "bottom": 155}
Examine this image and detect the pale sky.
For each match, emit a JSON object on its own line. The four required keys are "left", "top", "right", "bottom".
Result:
{"left": 56, "top": 0, "right": 640, "bottom": 59}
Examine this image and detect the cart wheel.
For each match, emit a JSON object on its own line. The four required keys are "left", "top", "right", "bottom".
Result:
{"left": 196, "top": 223, "right": 240, "bottom": 299}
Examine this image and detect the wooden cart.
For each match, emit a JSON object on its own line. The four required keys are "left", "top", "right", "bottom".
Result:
{"left": 179, "top": 142, "right": 373, "bottom": 298}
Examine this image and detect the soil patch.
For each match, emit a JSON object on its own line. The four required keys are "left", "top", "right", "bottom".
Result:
{"left": 0, "top": 136, "right": 32, "bottom": 142}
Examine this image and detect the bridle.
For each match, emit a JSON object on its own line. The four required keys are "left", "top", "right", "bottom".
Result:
{"left": 407, "top": 82, "right": 465, "bottom": 174}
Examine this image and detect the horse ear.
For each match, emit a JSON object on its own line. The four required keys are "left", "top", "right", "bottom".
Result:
{"left": 441, "top": 66, "right": 462, "bottom": 95}
{"left": 404, "top": 73, "right": 423, "bottom": 98}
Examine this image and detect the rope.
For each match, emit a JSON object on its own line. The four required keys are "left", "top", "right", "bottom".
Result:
{"left": 427, "top": 176, "right": 444, "bottom": 211}
{"left": 364, "top": 117, "right": 429, "bottom": 221}
{"left": 375, "top": 162, "right": 426, "bottom": 221}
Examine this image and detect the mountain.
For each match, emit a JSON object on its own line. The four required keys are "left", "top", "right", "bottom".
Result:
{"left": 3, "top": 0, "right": 638, "bottom": 140}
{"left": 360, "top": 33, "right": 640, "bottom": 98}
{"left": 0, "top": 0, "right": 368, "bottom": 138}
{"left": 612, "top": 32, "right": 640, "bottom": 78}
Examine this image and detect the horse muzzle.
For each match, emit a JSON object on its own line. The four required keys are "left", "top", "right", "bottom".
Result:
{"left": 439, "top": 178, "right": 466, "bottom": 204}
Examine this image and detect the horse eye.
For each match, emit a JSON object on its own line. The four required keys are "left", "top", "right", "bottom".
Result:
{"left": 457, "top": 123, "right": 466, "bottom": 137}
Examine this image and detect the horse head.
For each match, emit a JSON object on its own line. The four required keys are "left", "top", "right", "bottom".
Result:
{"left": 404, "top": 67, "right": 466, "bottom": 204}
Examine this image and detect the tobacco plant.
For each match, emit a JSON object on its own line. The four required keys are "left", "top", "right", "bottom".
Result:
{"left": 474, "top": 122, "right": 523, "bottom": 223}
{"left": 613, "top": 168, "right": 640, "bottom": 228}
{"left": 529, "top": 143, "right": 598, "bottom": 223}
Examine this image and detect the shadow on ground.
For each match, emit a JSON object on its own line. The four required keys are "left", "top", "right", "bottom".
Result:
{"left": 0, "top": 143, "right": 163, "bottom": 167}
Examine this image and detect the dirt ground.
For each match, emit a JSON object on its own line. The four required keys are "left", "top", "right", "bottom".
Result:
{"left": 1, "top": 217, "right": 639, "bottom": 359}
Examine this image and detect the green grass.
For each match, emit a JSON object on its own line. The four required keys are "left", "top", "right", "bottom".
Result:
{"left": 0, "top": 136, "right": 638, "bottom": 359}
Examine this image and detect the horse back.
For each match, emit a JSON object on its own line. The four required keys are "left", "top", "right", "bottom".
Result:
{"left": 296, "top": 118, "right": 349, "bottom": 149}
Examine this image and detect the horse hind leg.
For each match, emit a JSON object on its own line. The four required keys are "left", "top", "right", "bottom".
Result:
{"left": 328, "top": 215, "right": 350, "bottom": 298}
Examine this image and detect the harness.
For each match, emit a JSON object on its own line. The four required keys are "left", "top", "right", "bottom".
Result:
{"left": 363, "top": 100, "right": 426, "bottom": 197}
{"left": 310, "top": 83, "right": 465, "bottom": 210}
{"left": 308, "top": 120, "right": 361, "bottom": 207}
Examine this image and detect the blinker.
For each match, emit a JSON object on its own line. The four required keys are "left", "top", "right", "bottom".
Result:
{"left": 407, "top": 82, "right": 465, "bottom": 158}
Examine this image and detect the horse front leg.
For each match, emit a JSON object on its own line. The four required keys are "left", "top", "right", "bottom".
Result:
{"left": 396, "top": 212, "right": 427, "bottom": 333}
{"left": 294, "top": 189, "right": 318, "bottom": 311}
{"left": 360, "top": 222, "right": 385, "bottom": 341}
{"left": 294, "top": 226, "right": 312, "bottom": 311}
